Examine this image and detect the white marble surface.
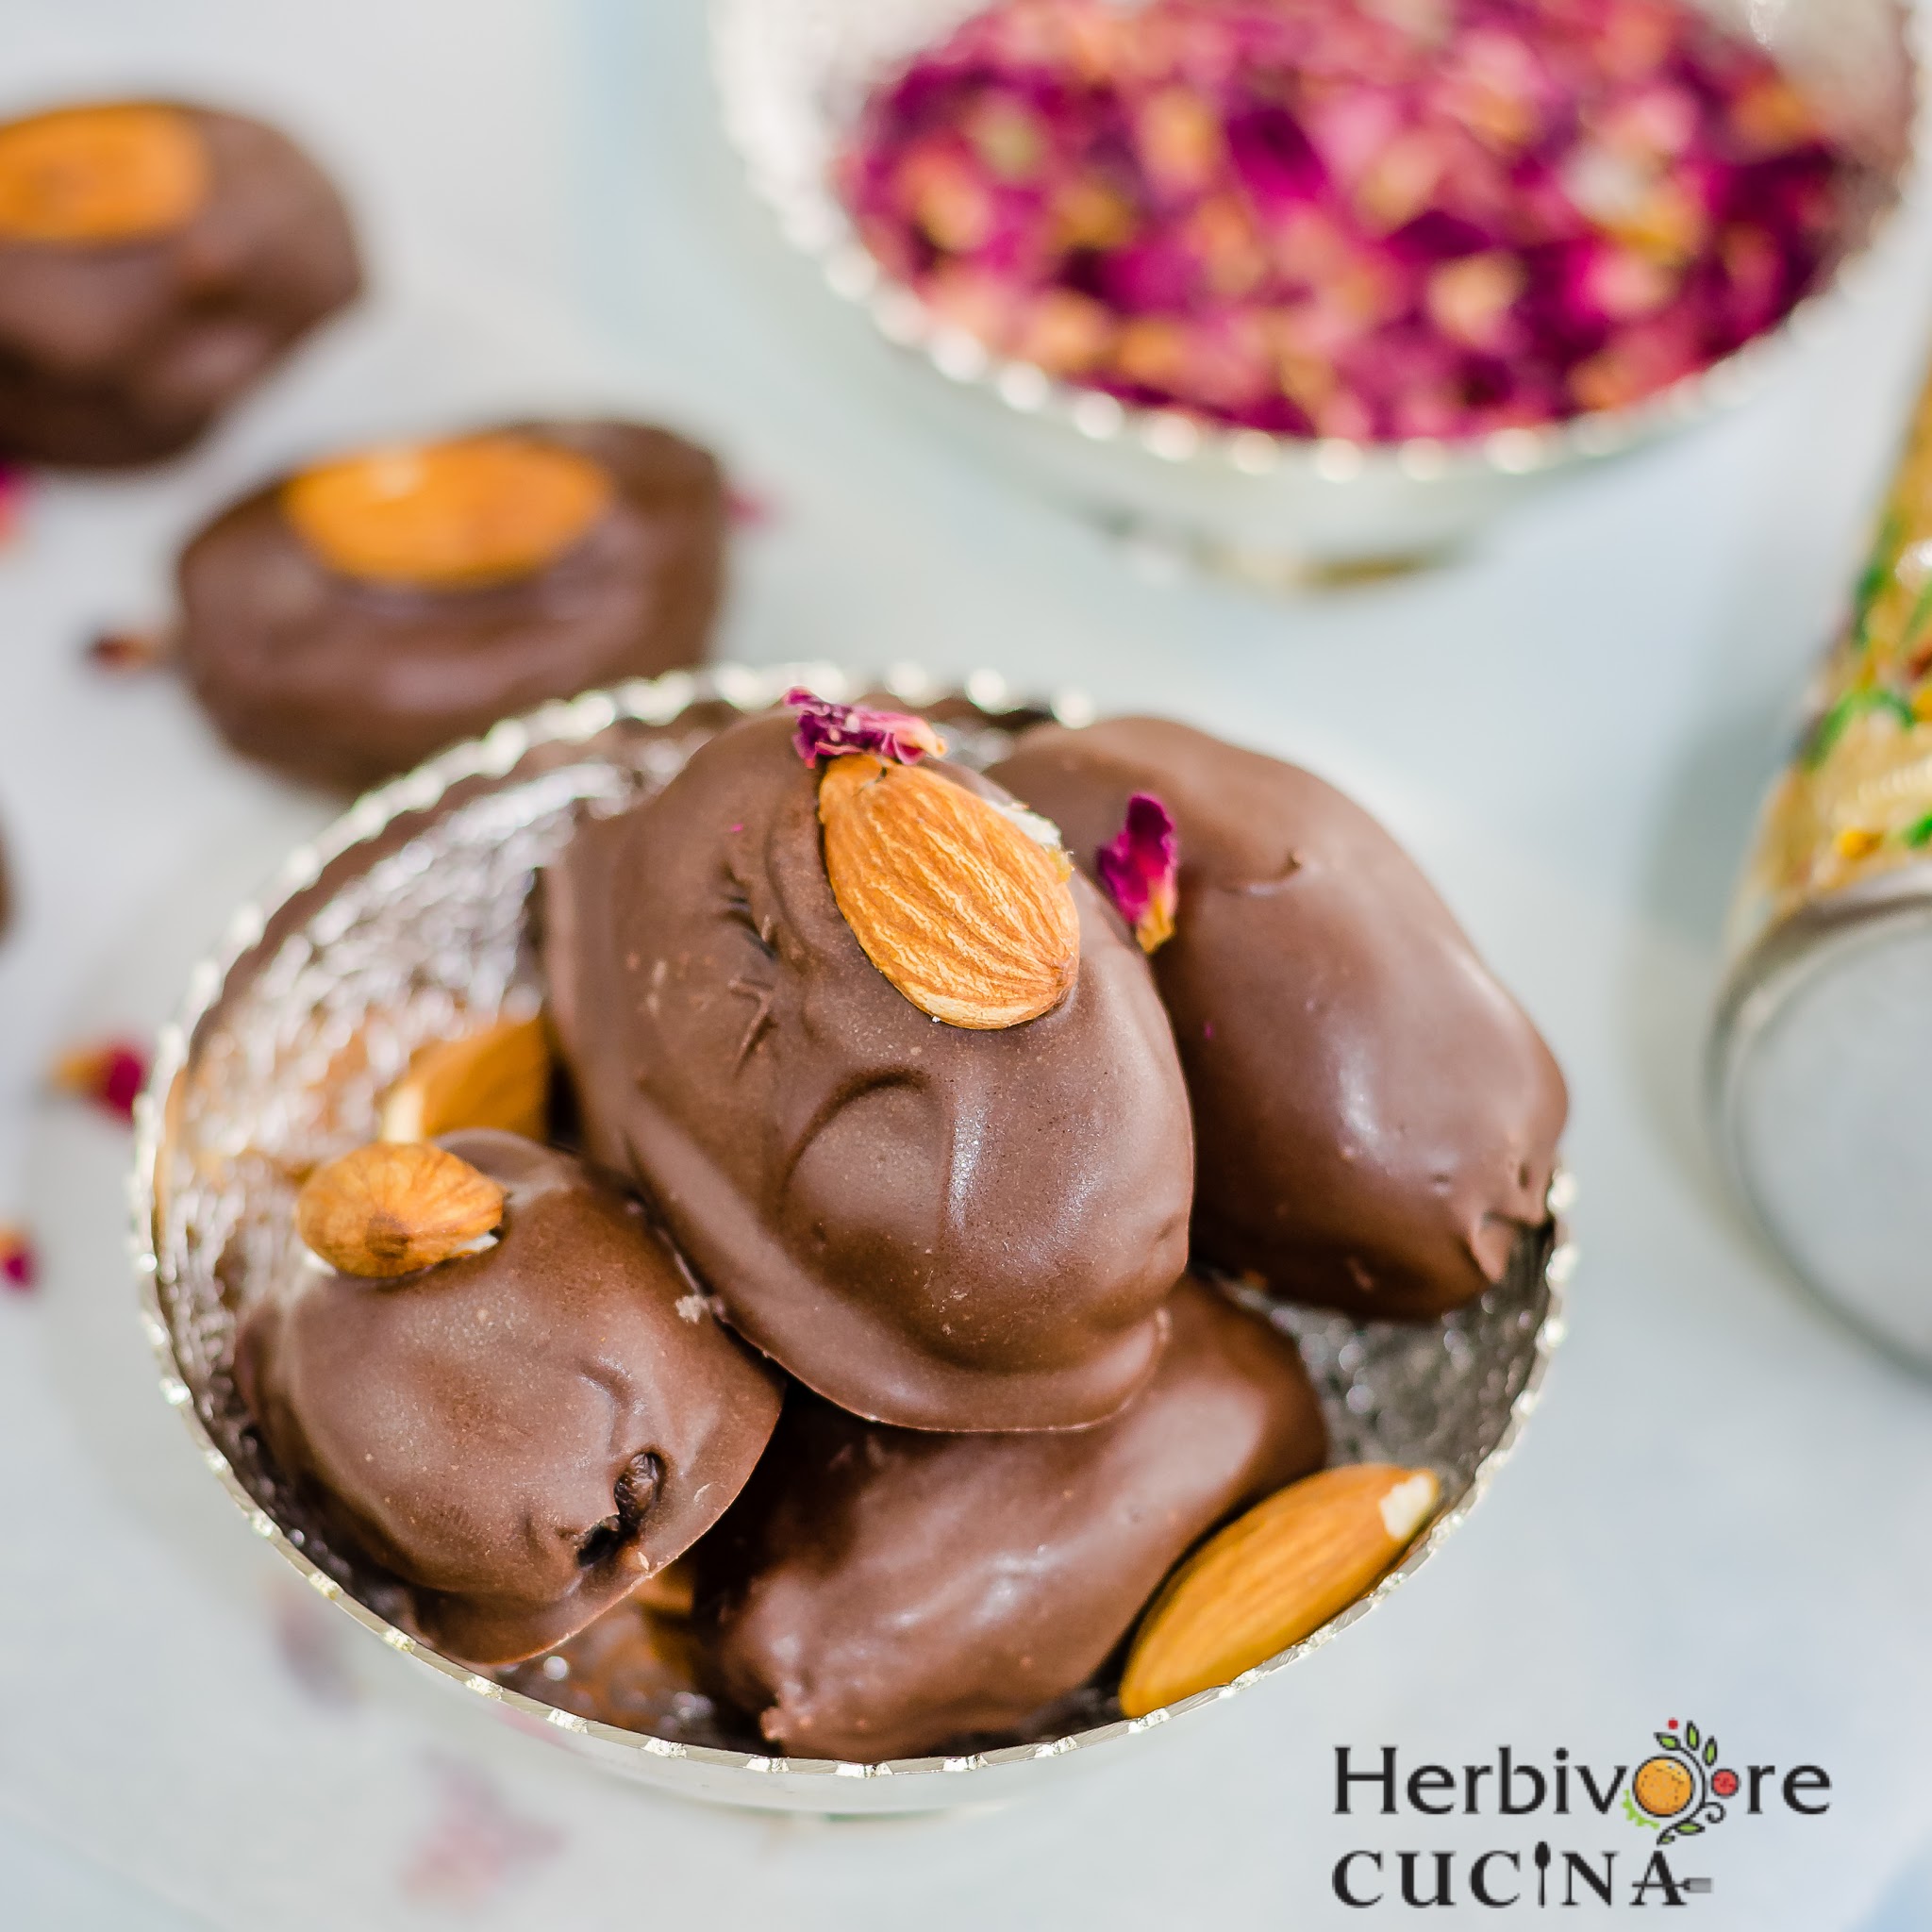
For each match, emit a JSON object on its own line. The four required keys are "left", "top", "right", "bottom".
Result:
{"left": 5, "top": 2, "right": 1932, "bottom": 1925}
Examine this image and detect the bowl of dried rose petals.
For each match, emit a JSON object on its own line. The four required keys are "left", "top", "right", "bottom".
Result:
{"left": 713, "top": 0, "right": 1915, "bottom": 577}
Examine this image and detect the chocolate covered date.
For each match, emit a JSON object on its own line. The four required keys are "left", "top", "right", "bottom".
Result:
{"left": 692, "top": 1277, "right": 1326, "bottom": 1761}
{"left": 0, "top": 102, "right": 359, "bottom": 466}
{"left": 992, "top": 717, "right": 1567, "bottom": 1320}
{"left": 236, "top": 1131, "right": 782, "bottom": 1666}
{"left": 178, "top": 419, "right": 724, "bottom": 790}
{"left": 542, "top": 702, "right": 1194, "bottom": 1432}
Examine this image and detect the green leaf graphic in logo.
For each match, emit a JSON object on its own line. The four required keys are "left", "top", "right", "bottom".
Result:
{"left": 1623, "top": 1792, "right": 1659, "bottom": 1831}
{"left": 1633, "top": 1718, "right": 1737, "bottom": 1846}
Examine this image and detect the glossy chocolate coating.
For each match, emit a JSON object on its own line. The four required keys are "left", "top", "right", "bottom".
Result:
{"left": 178, "top": 418, "right": 724, "bottom": 791}
{"left": 235, "top": 1130, "right": 782, "bottom": 1666}
{"left": 541, "top": 710, "right": 1194, "bottom": 1433}
{"left": 693, "top": 1277, "right": 1326, "bottom": 1760}
{"left": 0, "top": 106, "right": 359, "bottom": 467}
{"left": 991, "top": 718, "right": 1567, "bottom": 1321}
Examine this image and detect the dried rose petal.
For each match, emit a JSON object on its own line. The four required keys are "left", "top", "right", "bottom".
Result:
{"left": 1096, "top": 792, "right": 1178, "bottom": 953}
{"left": 837, "top": 0, "right": 1859, "bottom": 441}
{"left": 272, "top": 1584, "right": 360, "bottom": 1707}
{"left": 0, "top": 1224, "right": 39, "bottom": 1292}
{"left": 400, "top": 1756, "right": 563, "bottom": 1906}
{"left": 0, "top": 462, "right": 25, "bottom": 544}
{"left": 726, "top": 486, "right": 777, "bottom": 529}
{"left": 786, "top": 688, "right": 947, "bottom": 767}
{"left": 51, "top": 1036, "right": 150, "bottom": 1124}
{"left": 87, "top": 627, "right": 175, "bottom": 673}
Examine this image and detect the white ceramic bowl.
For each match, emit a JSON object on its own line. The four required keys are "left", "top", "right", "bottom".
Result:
{"left": 711, "top": 0, "right": 1916, "bottom": 578}
{"left": 133, "top": 664, "right": 1574, "bottom": 1813}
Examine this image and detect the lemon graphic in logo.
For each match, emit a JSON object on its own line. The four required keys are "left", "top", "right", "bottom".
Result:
{"left": 1632, "top": 1754, "right": 1695, "bottom": 1819}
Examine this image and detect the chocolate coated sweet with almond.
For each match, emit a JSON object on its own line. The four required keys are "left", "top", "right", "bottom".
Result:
{"left": 991, "top": 717, "right": 1567, "bottom": 1321}
{"left": 0, "top": 103, "right": 359, "bottom": 467}
{"left": 178, "top": 419, "right": 724, "bottom": 790}
{"left": 692, "top": 1277, "right": 1327, "bottom": 1761}
{"left": 235, "top": 1130, "right": 783, "bottom": 1667}
{"left": 541, "top": 709, "right": 1194, "bottom": 1433}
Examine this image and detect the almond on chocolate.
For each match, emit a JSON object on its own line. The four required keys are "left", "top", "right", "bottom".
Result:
{"left": 176, "top": 419, "right": 724, "bottom": 790}
{"left": 236, "top": 1131, "right": 783, "bottom": 1666}
{"left": 541, "top": 705, "right": 1195, "bottom": 1434}
{"left": 0, "top": 102, "right": 360, "bottom": 467}
{"left": 691, "top": 1277, "right": 1326, "bottom": 1761}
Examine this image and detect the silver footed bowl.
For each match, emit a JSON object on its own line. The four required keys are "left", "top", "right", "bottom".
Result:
{"left": 133, "top": 663, "right": 1574, "bottom": 1815}
{"left": 710, "top": 0, "right": 1916, "bottom": 581}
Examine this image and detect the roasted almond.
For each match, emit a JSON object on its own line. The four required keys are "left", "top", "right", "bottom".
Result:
{"left": 295, "top": 1141, "right": 505, "bottom": 1279}
{"left": 282, "top": 435, "right": 613, "bottom": 590}
{"left": 379, "top": 1014, "right": 551, "bottom": 1143}
{"left": 819, "top": 753, "right": 1079, "bottom": 1029}
{"left": 0, "top": 105, "right": 208, "bottom": 243}
{"left": 1119, "top": 1463, "right": 1439, "bottom": 1717}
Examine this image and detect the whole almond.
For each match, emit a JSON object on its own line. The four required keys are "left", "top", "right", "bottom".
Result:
{"left": 1119, "top": 1464, "right": 1439, "bottom": 1718}
{"left": 296, "top": 1141, "right": 506, "bottom": 1279}
{"left": 282, "top": 435, "right": 613, "bottom": 591}
{"left": 0, "top": 105, "right": 208, "bottom": 243}
{"left": 819, "top": 754, "right": 1079, "bottom": 1029}
{"left": 379, "top": 1014, "right": 551, "bottom": 1144}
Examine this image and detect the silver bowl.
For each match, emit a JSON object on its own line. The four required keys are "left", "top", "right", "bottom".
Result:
{"left": 132, "top": 663, "right": 1574, "bottom": 1814}
{"left": 711, "top": 0, "right": 1916, "bottom": 578}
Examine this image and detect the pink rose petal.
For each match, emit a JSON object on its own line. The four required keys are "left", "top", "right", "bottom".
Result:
{"left": 400, "top": 1757, "right": 563, "bottom": 1907}
{"left": 0, "top": 1225, "right": 39, "bottom": 1292}
{"left": 87, "top": 627, "right": 175, "bottom": 674}
{"left": 839, "top": 0, "right": 1857, "bottom": 441}
{"left": 51, "top": 1036, "right": 150, "bottom": 1124}
{"left": 786, "top": 688, "right": 948, "bottom": 767}
{"left": 1096, "top": 791, "right": 1179, "bottom": 953}
{"left": 0, "top": 463, "right": 27, "bottom": 546}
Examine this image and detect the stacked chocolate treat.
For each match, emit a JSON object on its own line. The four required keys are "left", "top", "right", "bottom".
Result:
{"left": 0, "top": 97, "right": 726, "bottom": 790}
{"left": 0, "top": 101, "right": 359, "bottom": 466}
{"left": 176, "top": 419, "right": 726, "bottom": 790}
{"left": 237, "top": 691, "right": 1566, "bottom": 1760}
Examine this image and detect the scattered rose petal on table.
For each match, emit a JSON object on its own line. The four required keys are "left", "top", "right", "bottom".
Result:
{"left": 0, "top": 463, "right": 27, "bottom": 546}
{"left": 727, "top": 484, "right": 778, "bottom": 528}
{"left": 86, "top": 626, "right": 175, "bottom": 674}
{"left": 400, "top": 1756, "right": 564, "bottom": 1907}
{"left": 50, "top": 1036, "right": 151, "bottom": 1123}
{"left": 270, "top": 1582, "right": 361, "bottom": 1708}
{"left": 0, "top": 1224, "right": 40, "bottom": 1292}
